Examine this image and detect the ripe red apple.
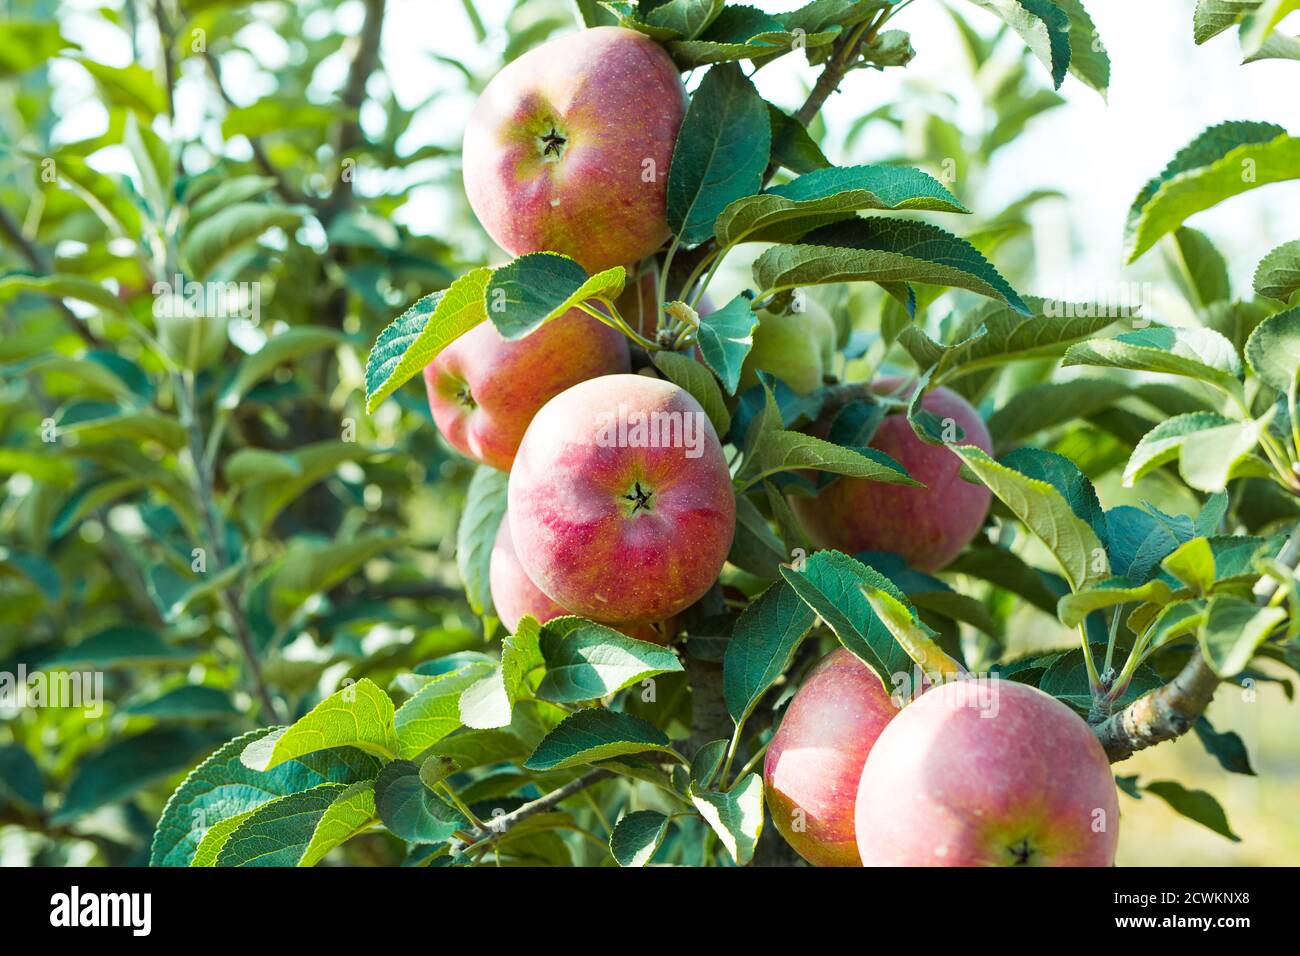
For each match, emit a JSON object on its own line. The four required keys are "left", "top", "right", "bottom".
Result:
{"left": 764, "top": 648, "right": 899, "bottom": 866}
{"left": 855, "top": 678, "right": 1120, "bottom": 866}
{"left": 422, "top": 309, "right": 629, "bottom": 472}
{"left": 790, "top": 377, "right": 992, "bottom": 571}
{"left": 507, "top": 373, "right": 735, "bottom": 623}
{"left": 489, "top": 516, "right": 671, "bottom": 643}
{"left": 462, "top": 27, "right": 687, "bottom": 275}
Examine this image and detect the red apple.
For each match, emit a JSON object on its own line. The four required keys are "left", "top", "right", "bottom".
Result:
{"left": 422, "top": 309, "right": 629, "bottom": 472}
{"left": 507, "top": 373, "right": 735, "bottom": 623}
{"left": 790, "top": 377, "right": 992, "bottom": 570}
{"left": 855, "top": 678, "right": 1120, "bottom": 866}
{"left": 764, "top": 648, "right": 898, "bottom": 866}
{"left": 488, "top": 514, "right": 671, "bottom": 644}
{"left": 462, "top": 27, "right": 687, "bottom": 275}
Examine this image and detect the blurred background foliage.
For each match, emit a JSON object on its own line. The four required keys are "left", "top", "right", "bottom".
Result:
{"left": 1, "top": 0, "right": 1297, "bottom": 866}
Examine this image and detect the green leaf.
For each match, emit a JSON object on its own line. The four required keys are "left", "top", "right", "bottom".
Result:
{"left": 652, "top": 350, "right": 731, "bottom": 437}
{"left": 1240, "top": 0, "right": 1300, "bottom": 52}
{"left": 364, "top": 268, "right": 491, "bottom": 413}
{"left": 0, "top": 745, "right": 44, "bottom": 812}
{"left": 987, "top": 378, "right": 1130, "bottom": 446}
{"left": 1245, "top": 307, "right": 1300, "bottom": 392}
{"left": 55, "top": 402, "right": 187, "bottom": 450}
{"left": 1253, "top": 239, "right": 1300, "bottom": 303}
{"left": 535, "top": 617, "right": 682, "bottom": 703}
{"left": 124, "top": 111, "right": 171, "bottom": 220}
{"left": 78, "top": 59, "right": 166, "bottom": 116}
{"left": 223, "top": 448, "right": 301, "bottom": 486}
{"left": 723, "top": 579, "right": 816, "bottom": 724}
{"left": 189, "top": 175, "right": 278, "bottom": 221}
{"left": 951, "top": 445, "right": 1107, "bottom": 591}
{"left": 460, "top": 619, "right": 544, "bottom": 727}
{"left": 1000, "top": 446, "right": 1108, "bottom": 545}
{"left": 1125, "top": 122, "right": 1300, "bottom": 262}
{"left": 1193, "top": 0, "right": 1259, "bottom": 44}
{"left": 191, "top": 811, "right": 255, "bottom": 867}
{"left": 394, "top": 665, "right": 495, "bottom": 758}
{"left": 780, "top": 550, "right": 916, "bottom": 682}
{"left": 666, "top": 63, "right": 771, "bottom": 245}
{"left": 728, "top": 493, "right": 788, "bottom": 579}
{"left": 219, "top": 327, "right": 344, "bottom": 410}
{"left": 42, "top": 625, "right": 195, "bottom": 668}
{"left": 646, "top": 0, "right": 725, "bottom": 38}
{"left": 484, "top": 253, "right": 624, "bottom": 340}
{"left": 736, "top": 426, "right": 917, "bottom": 491}
{"left": 753, "top": 218, "right": 1027, "bottom": 314}
{"left": 714, "top": 165, "right": 967, "bottom": 247}
{"left": 181, "top": 202, "right": 304, "bottom": 280}
{"left": 1063, "top": 326, "right": 1243, "bottom": 398}
{"left": 456, "top": 465, "right": 510, "bottom": 617}
{"left": 1057, "top": 578, "right": 1175, "bottom": 628}
{"left": 151, "top": 727, "right": 379, "bottom": 866}
{"left": 690, "top": 772, "right": 764, "bottom": 865}
{"left": 214, "top": 784, "right": 349, "bottom": 866}
{"left": 119, "top": 685, "right": 240, "bottom": 721}
{"left": 861, "top": 585, "right": 962, "bottom": 677}
{"left": 1165, "top": 227, "right": 1231, "bottom": 307}
{"left": 948, "top": 544, "right": 1062, "bottom": 614}
{"left": 1054, "top": 0, "right": 1110, "bottom": 97}
{"left": 609, "top": 810, "right": 670, "bottom": 866}
{"left": 238, "top": 441, "right": 379, "bottom": 531}
{"left": 1123, "top": 412, "right": 1242, "bottom": 487}
{"left": 1193, "top": 717, "right": 1255, "bottom": 776}
{"left": 374, "top": 760, "right": 467, "bottom": 844}
{"left": 1144, "top": 780, "right": 1240, "bottom": 841}
{"left": 0, "top": 22, "right": 74, "bottom": 75}
{"left": 0, "top": 273, "right": 130, "bottom": 317}
{"left": 523, "top": 709, "right": 677, "bottom": 772}
{"left": 55, "top": 729, "right": 229, "bottom": 824}
{"left": 299, "top": 780, "right": 377, "bottom": 866}
{"left": 241, "top": 679, "right": 399, "bottom": 771}
{"left": 696, "top": 293, "right": 759, "bottom": 393}
{"left": 964, "top": 0, "right": 1072, "bottom": 88}
{"left": 269, "top": 532, "right": 402, "bottom": 624}
{"left": 767, "top": 103, "right": 831, "bottom": 175}
{"left": 1198, "top": 593, "right": 1286, "bottom": 678}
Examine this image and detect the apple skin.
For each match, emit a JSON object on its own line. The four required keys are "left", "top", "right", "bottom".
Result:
{"left": 739, "top": 299, "right": 836, "bottom": 395}
{"left": 488, "top": 515, "right": 669, "bottom": 643}
{"left": 855, "top": 678, "right": 1120, "bottom": 866}
{"left": 462, "top": 27, "right": 687, "bottom": 275}
{"left": 763, "top": 648, "right": 899, "bottom": 867}
{"left": 789, "top": 376, "right": 992, "bottom": 571}
{"left": 423, "top": 308, "right": 629, "bottom": 472}
{"left": 508, "top": 373, "right": 735, "bottom": 624}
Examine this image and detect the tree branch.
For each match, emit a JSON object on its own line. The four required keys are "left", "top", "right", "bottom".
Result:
{"left": 461, "top": 769, "right": 613, "bottom": 851}
{"left": 323, "top": 0, "right": 386, "bottom": 217}
{"left": 1094, "top": 523, "right": 1300, "bottom": 762}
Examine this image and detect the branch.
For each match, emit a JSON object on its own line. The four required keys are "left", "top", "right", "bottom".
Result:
{"left": 461, "top": 769, "right": 613, "bottom": 851}
{"left": 1094, "top": 523, "right": 1300, "bottom": 762}
{"left": 0, "top": 205, "right": 102, "bottom": 347}
{"left": 323, "top": 0, "right": 386, "bottom": 217}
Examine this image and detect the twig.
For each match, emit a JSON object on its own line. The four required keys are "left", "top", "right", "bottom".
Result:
{"left": 1093, "top": 523, "right": 1300, "bottom": 762}
{"left": 460, "top": 769, "right": 614, "bottom": 852}
{"left": 323, "top": 0, "right": 387, "bottom": 217}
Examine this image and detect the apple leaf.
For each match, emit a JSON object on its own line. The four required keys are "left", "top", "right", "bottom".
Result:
{"left": 1053, "top": 0, "right": 1109, "bottom": 97}
{"left": 951, "top": 445, "right": 1107, "bottom": 592}
{"left": 1239, "top": 0, "right": 1300, "bottom": 53}
{"left": 1243, "top": 31, "right": 1300, "bottom": 61}
{"left": 181, "top": 201, "right": 304, "bottom": 281}
{"left": 691, "top": 772, "right": 764, "bottom": 865}
{"left": 946, "top": 543, "right": 1062, "bottom": 615}
{"left": 394, "top": 665, "right": 496, "bottom": 758}
{"left": 1253, "top": 239, "right": 1300, "bottom": 303}
{"left": 458, "top": 618, "right": 544, "bottom": 728}
{"left": 651, "top": 349, "right": 731, "bottom": 436}
{"left": 987, "top": 378, "right": 1130, "bottom": 447}
{"left": 609, "top": 810, "right": 671, "bottom": 867}
{"left": 1125, "top": 121, "right": 1300, "bottom": 262}
{"left": 241, "top": 679, "right": 399, "bottom": 771}
{"left": 1193, "top": 717, "right": 1256, "bottom": 776}
{"left": 666, "top": 62, "right": 770, "bottom": 245}
{"left": 534, "top": 616, "right": 683, "bottom": 703}
{"left": 220, "top": 327, "right": 344, "bottom": 410}
{"left": 860, "top": 585, "right": 963, "bottom": 677}
{"left": 1198, "top": 593, "right": 1286, "bottom": 678}
{"left": 767, "top": 103, "right": 831, "bottom": 175}
{"left": 0, "top": 745, "right": 44, "bottom": 813}
{"left": 191, "top": 810, "right": 255, "bottom": 867}
{"left": 1245, "top": 306, "right": 1300, "bottom": 392}
{"left": 695, "top": 293, "right": 759, "bottom": 393}
{"left": 752, "top": 218, "right": 1028, "bottom": 315}
{"left": 1193, "top": 0, "right": 1259, "bottom": 44}
{"left": 737, "top": 429, "right": 916, "bottom": 492}
{"left": 523, "top": 709, "right": 679, "bottom": 772}
{"left": 669, "top": 6, "right": 837, "bottom": 69}
{"left": 213, "top": 784, "right": 350, "bottom": 866}
{"left": 780, "top": 550, "right": 918, "bottom": 685}
{"left": 1063, "top": 326, "right": 1243, "bottom": 397}
{"left": 1124, "top": 412, "right": 1235, "bottom": 486}
{"left": 1000, "top": 446, "right": 1109, "bottom": 545}
{"left": 899, "top": 296, "right": 1121, "bottom": 385}
{"left": 723, "top": 579, "right": 817, "bottom": 725}
{"left": 1165, "top": 227, "right": 1232, "bottom": 307}
{"left": 963, "top": 0, "right": 1072, "bottom": 88}
{"left": 1057, "top": 578, "right": 1175, "bottom": 629}
{"left": 1143, "top": 780, "right": 1240, "bottom": 841}
{"left": 150, "top": 727, "right": 380, "bottom": 867}
{"left": 364, "top": 267, "right": 490, "bottom": 413}
{"left": 456, "top": 465, "right": 509, "bottom": 618}
{"left": 485, "top": 253, "right": 625, "bottom": 340}
{"left": 1162, "top": 537, "right": 1216, "bottom": 596}
{"left": 373, "top": 760, "right": 466, "bottom": 844}
{"left": 714, "top": 164, "right": 968, "bottom": 247}
{"left": 728, "top": 493, "right": 789, "bottom": 579}
{"left": 299, "top": 780, "right": 377, "bottom": 867}
{"left": 645, "top": 0, "right": 725, "bottom": 39}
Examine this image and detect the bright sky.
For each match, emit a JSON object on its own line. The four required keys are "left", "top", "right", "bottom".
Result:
{"left": 47, "top": 0, "right": 1300, "bottom": 308}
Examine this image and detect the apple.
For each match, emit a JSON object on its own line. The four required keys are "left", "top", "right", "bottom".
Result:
{"left": 422, "top": 308, "right": 629, "bottom": 472}
{"left": 507, "top": 373, "right": 735, "bottom": 623}
{"left": 739, "top": 298, "right": 837, "bottom": 395}
{"left": 789, "top": 377, "right": 992, "bottom": 571}
{"left": 488, "top": 514, "right": 670, "bottom": 643}
{"left": 462, "top": 27, "right": 687, "bottom": 275}
{"left": 764, "top": 648, "right": 898, "bottom": 866}
{"left": 855, "top": 678, "right": 1120, "bottom": 866}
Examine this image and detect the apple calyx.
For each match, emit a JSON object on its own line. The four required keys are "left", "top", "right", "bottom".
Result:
{"left": 538, "top": 124, "right": 567, "bottom": 162}
{"left": 1007, "top": 838, "right": 1036, "bottom": 866}
{"left": 621, "top": 480, "right": 654, "bottom": 515}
